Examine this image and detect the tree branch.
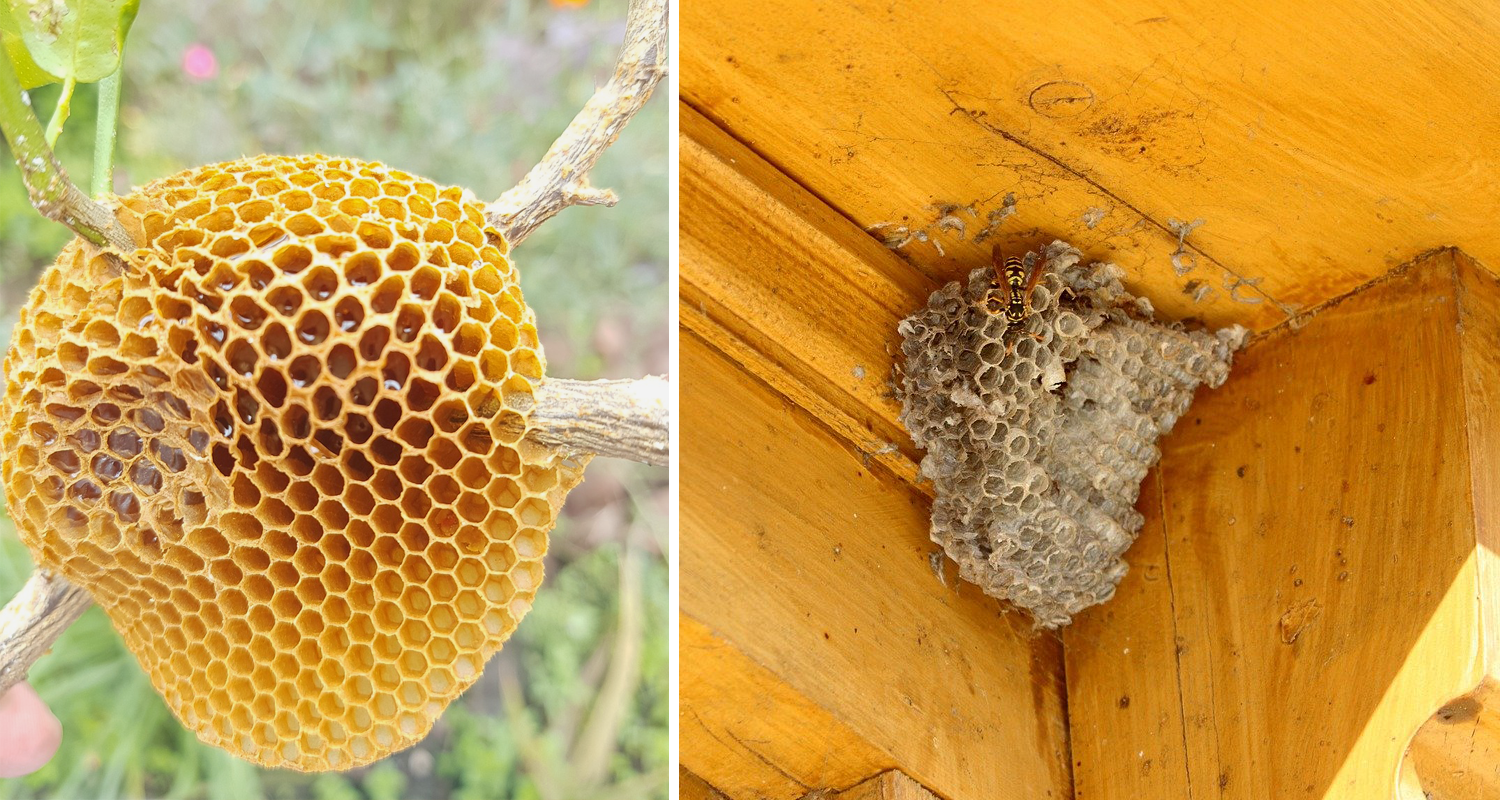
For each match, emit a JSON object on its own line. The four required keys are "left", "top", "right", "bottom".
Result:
{"left": 0, "top": 571, "right": 91, "bottom": 694}
{"left": 486, "top": 0, "right": 668, "bottom": 245}
{"left": 521, "top": 376, "right": 670, "bottom": 467}
{"left": 0, "top": 49, "right": 135, "bottom": 253}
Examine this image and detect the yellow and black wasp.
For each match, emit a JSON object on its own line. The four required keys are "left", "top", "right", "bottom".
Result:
{"left": 983, "top": 244, "right": 1048, "bottom": 350}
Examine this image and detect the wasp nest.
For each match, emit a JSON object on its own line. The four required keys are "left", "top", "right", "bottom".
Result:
{"left": 0, "top": 155, "right": 588, "bottom": 770}
{"left": 896, "top": 241, "right": 1246, "bottom": 628}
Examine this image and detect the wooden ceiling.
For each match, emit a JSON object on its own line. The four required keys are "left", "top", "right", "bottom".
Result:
{"left": 682, "top": 0, "right": 1500, "bottom": 330}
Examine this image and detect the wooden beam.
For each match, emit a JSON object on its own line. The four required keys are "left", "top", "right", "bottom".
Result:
{"left": 1066, "top": 249, "right": 1500, "bottom": 798}
{"left": 680, "top": 101, "right": 934, "bottom": 487}
{"left": 682, "top": 330, "right": 1072, "bottom": 800}
{"left": 1397, "top": 254, "right": 1500, "bottom": 798}
{"left": 681, "top": 768, "right": 733, "bottom": 800}
{"left": 833, "top": 770, "right": 942, "bottom": 800}
{"left": 681, "top": 93, "right": 1073, "bottom": 800}
{"left": 683, "top": 0, "right": 1500, "bottom": 329}
{"left": 1063, "top": 471, "right": 1191, "bottom": 797}
{"left": 680, "top": 614, "right": 891, "bottom": 798}
{"left": 1403, "top": 677, "right": 1500, "bottom": 799}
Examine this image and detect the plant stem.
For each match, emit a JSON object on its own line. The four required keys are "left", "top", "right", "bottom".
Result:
{"left": 0, "top": 55, "right": 135, "bottom": 252}
{"left": 44, "top": 74, "right": 75, "bottom": 146}
{"left": 92, "top": 67, "right": 122, "bottom": 198}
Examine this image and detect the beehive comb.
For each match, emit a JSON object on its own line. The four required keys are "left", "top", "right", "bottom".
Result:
{"left": 0, "top": 154, "right": 588, "bottom": 770}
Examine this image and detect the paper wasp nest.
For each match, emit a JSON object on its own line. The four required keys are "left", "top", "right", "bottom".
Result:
{"left": 0, "top": 155, "right": 587, "bottom": 770}
{"left": 896, "top": 241, "right": 1246, "bottom": 628}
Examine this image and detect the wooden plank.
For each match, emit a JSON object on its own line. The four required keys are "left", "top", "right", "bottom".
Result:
{"left": 1154, "top": 252, "right": 1483, "bottom": 798}
{"left": 834, "top": 770, "right": 942, "bottom": 800}
{"left": 681, "top": 767, "right": 733, "bottom": 800}
{"left": 1064, "top": 471, "right": 1192, "bottom": 798}
{"left": 682, "top": 0, "right": 1500, "bottom": 330}
{"left": 680, "top": 102, "right": 936, "bottom": 487}
{"left": 681, "top": 329, "right": 1073, "bottom": 800}
{"left": 1404, "top": 677, "right": 1500, "bottom": 799}
{"left": 1399, "top": 252, "right": 1500, "bottom": 798}
{"left": 1067, "top": 250, "right": 1500, "bottom": 798}
{"left": 1456, "top": 253, "right": 1500, "bottom": 668}
{"left": 680, "top": 614, "right": 892, "bottom": 799}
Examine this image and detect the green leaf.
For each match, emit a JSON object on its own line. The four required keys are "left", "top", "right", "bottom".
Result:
{"left": 0, "top": 8, "right": 59, "bottom": 88}
{"left": 6, "top": 0, "right": 138, "bottom": 85}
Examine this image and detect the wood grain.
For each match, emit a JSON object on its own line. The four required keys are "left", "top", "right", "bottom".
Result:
{"left": 1398, "top": 252, "right": 1500, "bottom": 798}
{"left": 680, "top": 614, "right": 891, "bottom": 799}
{"left": 682, "top": 0, "right": 1500, "bottom": 330}
{"left": 1164, "top": 254, "right": 1484, "bottom": 799}
{"left": 681, "top": 329, "right": 1072, "bottom": 800}
{"left": 834, "top": 770, "right": 942, "bottom": 800}
{"left": 1063, "top": 472, "right": 1191, "bottom": 798}
{"left": 681, "top": 767, "right": 732, "bottom": 800}
{"left": 1067, "top": 251, "right": 1497, "bottom": 798}
{"left": 680, "top": 103, "right": 936, "bottom": 487}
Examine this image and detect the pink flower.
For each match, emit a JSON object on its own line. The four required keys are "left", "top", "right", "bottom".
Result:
{"left": 181, "top": 44, "right": 217, "bottom": 81}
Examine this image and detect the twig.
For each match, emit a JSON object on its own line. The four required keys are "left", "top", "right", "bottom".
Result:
{"left": 486, "top": 0, "right": 668, "bottom": 245}
{"left": 517, "top": 376, "right": 670, "bottom": 466}
{"left": 0, "top": 54, "right": 135, "bottom": 252}
{"left": 0, "top": 571, "right": 92, "bottom": 694}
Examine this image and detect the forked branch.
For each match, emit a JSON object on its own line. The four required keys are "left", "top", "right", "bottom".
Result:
{"left": 486, "top": 0, "right": 668, "bottom": 245}
{"left": 0, "top": 49, "right": 135, "bottom": 252}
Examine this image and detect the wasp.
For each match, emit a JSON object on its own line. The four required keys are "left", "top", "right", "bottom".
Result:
{"left": 983, "top": 244, "right": 1048, "bottom": 350}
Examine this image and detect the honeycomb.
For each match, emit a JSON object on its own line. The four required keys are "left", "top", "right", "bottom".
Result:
{"left": 0, "top": 155, "right": 589, "bottom": 770}
{"left": 896, "top": 241, "right": 1246, "bottom": 628}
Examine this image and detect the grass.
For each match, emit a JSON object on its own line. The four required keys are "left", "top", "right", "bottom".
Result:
{"left": 0, "top": 0, "right": 666, "bottom": 798}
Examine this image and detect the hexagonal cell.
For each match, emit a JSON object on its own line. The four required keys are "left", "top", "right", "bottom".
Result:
{"left": 399, "top": 553, "right": 432, "bottom": 584}
{"left": 511, "top": 561, "right": 543, "bottom": 593}
{"left": 455, "top": 492, "right": 488, "bottom": 524}
{"left": 426, "top": 638, "right": 457, "bottom": 667}
{"left": 454, "top": 591, "right": 484, "bottom": 623}
{"left": 483, "top": 542, "right": 516, "bottom": 574}
{"left": 0, "top": 153, "right": 580, "bottom": 771}
{"left": 398, "top": 618, "right": 432, "bottom": 649}
{"left": 295, "top": 608, "right": 325, "bottom": 638}
{"left": 428, "top": 605, "right": 457, "bottom": 634}
{"left": 484, "top": 575, "right": 515, "bottom": 604}
{"left": 454, "top": 558, "right": 484, "bottom": 589}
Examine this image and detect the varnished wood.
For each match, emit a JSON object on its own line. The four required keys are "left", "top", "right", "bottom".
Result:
{"left": 680, "top": 103, "right": 935, "bottom": 487}
{"left": 682, "top": 0, "right": 1500, "bottom": 330}
{"left": 680, "top": 614, "right": 891, "bottom": 799}
{"left": 1398, "top": 254, "right": 1500, "bottom": 798}
{"left": 833, "top": 770, "right": 942, "bottom": 800}
{"left": 681, "top": 768, "right": 732, "bottom": 800}
{"left": 681, "top": 330, "right": 1072, "bottom": 800}
{"left": 1066, "top": 250, "right": 1500, "bottom": 798}
{"left": 1063, "top": 471, "right": 1191, "bottom": 798}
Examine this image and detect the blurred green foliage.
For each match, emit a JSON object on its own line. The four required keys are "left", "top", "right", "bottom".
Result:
{"left": 0, "top": 0, "right": 667, "bottom": 798}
